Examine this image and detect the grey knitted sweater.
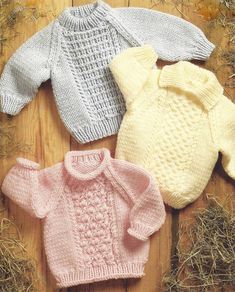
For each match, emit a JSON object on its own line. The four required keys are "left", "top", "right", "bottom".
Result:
{"left": 0, "top": 1, "right": 215, "bottom": 143}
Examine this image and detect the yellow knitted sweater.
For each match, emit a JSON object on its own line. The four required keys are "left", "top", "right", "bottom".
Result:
{"left": 110, "top": 45, "right": 235, "bottom": 209}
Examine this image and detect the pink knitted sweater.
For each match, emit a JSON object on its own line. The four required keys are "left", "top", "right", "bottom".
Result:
{"left": 1, "top": 148, "right": 165, "bottom": 287}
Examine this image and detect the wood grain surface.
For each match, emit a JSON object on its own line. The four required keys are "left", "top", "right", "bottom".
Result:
{"left": 0, "top": 0, "right": 234, "bottom": 291}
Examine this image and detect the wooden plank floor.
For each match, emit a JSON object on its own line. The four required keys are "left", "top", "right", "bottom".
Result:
{"left": 0, "top": 0, "right": 234, "bottom": 291}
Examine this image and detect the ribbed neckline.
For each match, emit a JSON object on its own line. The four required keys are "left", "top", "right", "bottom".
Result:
{"left": 58, "top": 1, "right": 111, "bottom": 31}
{"left": 64, "top": 148, "right": 110, "bottom": 180}
{"left": 159, "top": 61, "right": 223, "bottom": 111}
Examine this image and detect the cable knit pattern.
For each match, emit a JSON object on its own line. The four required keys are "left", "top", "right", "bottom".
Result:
{"left": 0, "top": 1, "right": 214, "bottom": 143}
{"left": 110, "top": 45, "right": 235, "bottom": 209}
{"left": 1, "top": 148, "right": 165, "bottom": 287}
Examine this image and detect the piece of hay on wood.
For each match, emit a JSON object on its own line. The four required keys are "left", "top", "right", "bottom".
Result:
{"left": 0, "top": 217, "right": 39, "bottom": 292}
{"left": 0, "top": 124, "right": 31, "bottom": 158}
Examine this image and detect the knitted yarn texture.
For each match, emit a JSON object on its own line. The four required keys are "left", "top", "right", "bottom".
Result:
{"left": 1, "top": 148, "right": 165, "bottom": 287}
{"left": 110, "top": 45, "right": 235, "bottom": 209}
{"left": 0, "top": 1, "right": 215, "bottom": 143}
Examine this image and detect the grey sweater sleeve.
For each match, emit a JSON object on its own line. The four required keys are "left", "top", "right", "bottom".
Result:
{"left": 114, "top": 7, "right": 215, "bottom": 61}
{"left": 0, "top": 23, "right": 53, "bottom": 115}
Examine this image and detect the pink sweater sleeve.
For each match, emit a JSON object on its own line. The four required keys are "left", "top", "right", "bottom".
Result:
{"left": 113, "top": 160, "right": 166, "bottom": 241}
{"left": 1, "top": 158, "right": 62, "bottom": 218}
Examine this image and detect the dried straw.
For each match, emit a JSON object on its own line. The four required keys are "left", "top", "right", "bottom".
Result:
{"left": 163, "top": 196, "right": 235, "bottom": 291}
{"left": 0, "top": 122, "right": 31, "bottom": 158}
{"left": 0, "top": 217, "right": 39, "bottom": 291}
{"left": 220, "top": 0, "right": 235, "bottom": 9}
{"left": 207, "top": 2, "right": 235, "bottom": 89}
{"left": 221, "top": 50, "right": 235, "bottom": 88}
{"left": 228, "top": 21, "right": 235, "bottom": 44}
{"left": 0, "top": 0, "right": 52, "bottom": 56}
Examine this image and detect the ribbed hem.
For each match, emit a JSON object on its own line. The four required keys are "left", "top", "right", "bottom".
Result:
{"left": 0, "top": 90, "right": 25, "bottom": 115}
{"left": 71, "top": 115, "right": 123, "bottom": 144}
{"left": 56, "top": 262, "right": 145, "bottom": 287}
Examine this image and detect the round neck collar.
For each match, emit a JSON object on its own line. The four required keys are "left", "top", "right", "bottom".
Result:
{"left": 64, "top": 148, "right": 110, "bottom": 180}
{"left": 58, "top": 1, "right": 111, "bottom": 31}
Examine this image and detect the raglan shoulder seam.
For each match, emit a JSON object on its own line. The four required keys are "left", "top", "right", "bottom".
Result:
{"left": 208, "top": 99, "right": 221, "bottom": 152}
{"left": 48, "top": 20, "right": 62, "bottom": 70}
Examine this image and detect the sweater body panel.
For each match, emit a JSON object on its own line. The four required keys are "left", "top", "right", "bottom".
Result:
{"left": 50, "top": 14, "right": 142, "bottom": 143}
{"left": 113, "top": 53, "right": 220, "bottom": 208}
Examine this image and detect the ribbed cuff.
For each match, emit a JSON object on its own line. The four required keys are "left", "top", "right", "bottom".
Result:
{"left": 0, "top": 90, "right": 25, "bottom": 115}
{"left": 159, "top": 61, "right": 222, "bottom": 110}
{"left": 110, "top": 45, "right": 157, "bottom": 70}
{"left": 130, "top": 45, "right": 158, "bottom": 69}
{"left": 222, "top": 154, "right": 235, "bottom": 180}
{"left": 193, "top": 34, "right": 215, "bottom": 60}
{"left": 127, "top": 222, "right": 154, "bottom": 241}
{"left": 109, "top": 46, "right": 157, "bottom": 105}
{"left": 16, "top": 158, "right": 40, "bottom": 170}
{"left": 128, "top": 228, "right": 148, "bottom": 241}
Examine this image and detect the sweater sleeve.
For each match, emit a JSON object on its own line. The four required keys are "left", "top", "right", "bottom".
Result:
{"left": 0, "top": 22, "right": 53, "bottom": 115}
{"left": 113, "top": 160, "right": 166, "bottom": 241}
{"left": 1, "top": 158, "right": 61, "bottom": 218}
{"left": 213, "top": 97, "right": 235, "bottom": 179}
{"left": 109, "top": 45, "right": 157, "bottom": 105}
{"left": 114, "top": 7, "right": 215, "bottom": 61}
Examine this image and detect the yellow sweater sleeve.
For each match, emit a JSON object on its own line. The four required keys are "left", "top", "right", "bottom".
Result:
{"left": 213, "top": 96, "right": 235, "bottom": 179}
{"left": 109, "top": 45, "right": 157, "bottom": 106}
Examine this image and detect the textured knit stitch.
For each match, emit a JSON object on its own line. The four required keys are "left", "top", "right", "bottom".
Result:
{"left": 1, "top": 148, "right": 165, "bottom": 287}
{"left": 110, "top": 45, "right": 235, "bottom": 209}
{"left": 0, "top": 1, "right": 215, "bottom": 143}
